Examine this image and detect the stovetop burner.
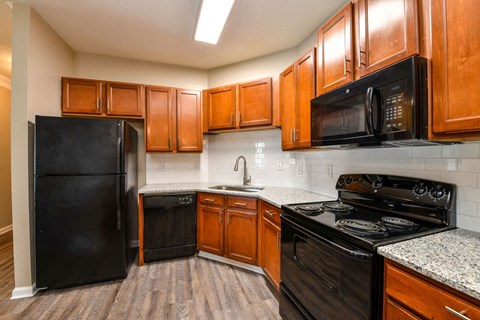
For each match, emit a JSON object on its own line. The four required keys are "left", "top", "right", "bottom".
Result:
{"left": 381, "top": 216, "right": 419, "bottom": 229}
{"left": 295, "top": 204, "right": 322, "bottom": 216}
{"left": 322, "top": 202, "right": 354, "bottom": 213}
{"left": 336, "top": 219, "right": 388, "bottom": 237}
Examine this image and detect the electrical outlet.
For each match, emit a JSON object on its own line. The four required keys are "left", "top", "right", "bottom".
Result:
{"left": 277, "top": 161, "right": 283, "bottom": 171}
{"left": 326, "top": 164, "right": 333, "bottom": 178}
{"left": 296, "top": 163, "right": 304, "bottom": 176}
{"left": 159, "top": 162, "right": 167, "bottom": 172}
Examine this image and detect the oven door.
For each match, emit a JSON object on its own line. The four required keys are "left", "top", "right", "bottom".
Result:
{"left": 280, "top": 215, "right": 374, "bottom": 320}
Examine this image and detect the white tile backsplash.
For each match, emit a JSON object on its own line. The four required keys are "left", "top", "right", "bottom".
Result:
{"left": 146, "top": 129, "right": 480, "bottom": 232}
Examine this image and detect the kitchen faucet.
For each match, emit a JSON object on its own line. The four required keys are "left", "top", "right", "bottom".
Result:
{"left": 234, "top": 155, "right": 251, "bottom": 186}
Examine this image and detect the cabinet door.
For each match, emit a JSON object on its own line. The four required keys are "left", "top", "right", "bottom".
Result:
{"left": 62, "top": 78, "right": 102, "bottom": 115}
{"left": 106, "top": 82, "right": 144, "bottom": 117}
{"left": 317, "top": 4, "right": 353, "bottom": 94}
{"left": 145, "top": 86, "right": 175, "bottom": 152}
{"left": 176, "top": 89, "right": 202, "bottom": 152}
{"left": 384, "top": 298, "right": 421, "bottom": 320}
{"left": 295, "top": 48, "right": 316, "bottom": 148}
{"left": 280, "top": 65, "right": 297, "bottom": 150}
{"left": 238, "top": 78, "right": 272, "bottom": 128}
{"left": 431, "top": 0, "right": 480, "bottom": 134}
{"left": 206, "top": 85, "right": 236, "bottom": 130}
{"left": 357, "top": 0, "right": 418, "bottom": 77}
{"left": 225, "top": 209, "right": 257, "bottom": 265}
{"left": 197, "top": 205, "right": 224, "bottom": 256}
{"left": 261, "top": 216, "right": 281, "bottom": 290}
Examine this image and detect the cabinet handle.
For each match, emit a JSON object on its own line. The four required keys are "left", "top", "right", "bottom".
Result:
{"left": 204, "top": 198, "right": 215, "bottom": 202}
{"left": 226, "top": 212, "right": 231, "bottom": 224}
{"left": 276, "top": 233, "right": 281, "bottom": 251}
{"left": 234, "top": 202, "right": 247, "bottom": 206}
{"left": 293, "top": 129, "right": 298, "bottom": 142}
{"left": 107, "top": 98, "right": 110, "bottom": 111}
{"left": 218, "top": 211, "right": 223, "bottom": 224}
{"left": 344, "top": 55, "right": 347, "bottom": 75}
{"left": 231, "top": 113, "right": 234, "bottom": 125}
{"left": 264, "top": 209, "right": 276, "bottom": 217}
{"left": 445, "top": 306, "right": 471, "bottom": 320}
{"left": 96, "top": 98, "right": 100, "bottom": 110}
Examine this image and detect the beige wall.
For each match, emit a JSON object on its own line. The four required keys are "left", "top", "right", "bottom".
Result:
{"left": 74, "top": 53, "right": 208, "bottom": 90}
{"left": 11, "top": 4, "right": 75, "bottom": 289}
{"left": 207, "top": 48, "right": 296, "bottom": 88}
{"left": 0, "top": 84, "right": 11, "bottom": 230}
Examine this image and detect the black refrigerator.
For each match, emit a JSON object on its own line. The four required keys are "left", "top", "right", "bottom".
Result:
{"left": 34, "top": 116, "right": 138, "bottom": 290}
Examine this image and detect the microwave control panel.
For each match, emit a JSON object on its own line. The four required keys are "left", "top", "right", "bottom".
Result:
{"left": 383, "top": 79, "right": 408, "bottom": 132}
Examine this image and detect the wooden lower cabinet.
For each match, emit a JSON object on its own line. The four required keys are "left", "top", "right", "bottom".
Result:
{"left": 384, "top": 259, "right": 480, "bottom": 319}
{"left": 260, "top": 200, "right": 281, "bottom": 290}
{"left": 197, "top": 204, "right": 224, "bottom": 256}
{"left": 225, "top": 209, "right": 258, "bottom": 264}
{"left": 197, "top": 193, "right": 258, "bottom": 265}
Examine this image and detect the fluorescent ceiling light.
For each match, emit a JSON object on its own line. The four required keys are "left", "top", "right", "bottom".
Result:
{"left": 194, "top": 0, "right": 235, "bottom": 44}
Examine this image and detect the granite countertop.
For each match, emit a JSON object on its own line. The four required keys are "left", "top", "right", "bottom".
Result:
{"left": 378, "top": 228, "right": 480, "bottom": 301}
{"left": 139, "top": 182, "right": 335, "bottom": 207}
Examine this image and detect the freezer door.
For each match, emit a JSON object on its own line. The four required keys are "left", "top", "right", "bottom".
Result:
{"left": 35, "top": 175, "right": 127, "bottom": 289}
{"left": 35, "top": 116, "right": 124, "bottom": 175}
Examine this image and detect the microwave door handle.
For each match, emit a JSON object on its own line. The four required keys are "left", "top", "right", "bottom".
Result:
{"left": 366, "top": 87, "right": 374, "bottom": 134}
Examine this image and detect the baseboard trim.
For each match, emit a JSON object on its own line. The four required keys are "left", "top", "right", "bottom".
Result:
{"left": 11, "top": 283, "right": 37, "bottom": 300}
{"left": 197, "top": 251, "right": 264, "bottom": 275}
{"left": 0, "top": 224, "right": 12, "bottom": 235}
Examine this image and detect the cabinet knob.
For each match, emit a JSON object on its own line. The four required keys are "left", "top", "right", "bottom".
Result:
{"left": 264, "top": 210, "right": 276, "bottom": 217}
{"left": 234, "top": 202, "right": 247, "bottom": 206}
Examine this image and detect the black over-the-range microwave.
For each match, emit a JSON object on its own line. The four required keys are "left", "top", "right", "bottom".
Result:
{"left": 311, "top": 56, "right": 440, "bottom": 148}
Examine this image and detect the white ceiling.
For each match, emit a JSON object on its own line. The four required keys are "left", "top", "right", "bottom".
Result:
{"left": 13, "top": 0, "right": 345, "bottom": 70}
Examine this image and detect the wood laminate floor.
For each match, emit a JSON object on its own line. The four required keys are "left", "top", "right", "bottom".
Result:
{"left": 0, "top": 232, "right": 281, "bottom": 320}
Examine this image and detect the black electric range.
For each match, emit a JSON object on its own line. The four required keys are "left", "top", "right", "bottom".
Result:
{"left": 279, "top": 174, "right": 456, "bottom": 320}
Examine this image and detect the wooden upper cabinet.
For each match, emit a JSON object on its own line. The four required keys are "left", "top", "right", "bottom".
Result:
{"left": 206, "top": 85, "right": 236, "bottom": 130}
{"left": 238, "top": 78, "right": 272, "bottom": 128}
{"left": 105, "top": 82, "right": 144, "bottom": 117}
{"left": 431, "top": 0, "right": 480, "bottom": 135}
{"left": 295, "top": 48, "right": 316, "bottom": 148}
{"left": 357, "top": 0, "right": 419, "bottom": 77}
{"left": 317, "top": 4, "right": 353, "bottom": 95}
{"left": 62, "top": 77, "right": 145, "bottom": 118}
{"left": 281, "top": 48, "right": 316, "bottom": 150}
{"left": 176, "top": 89, "right": 202, "bottom": 152}
{"left": 280, "top": 65, "right": 297, "bottom": 150}
{"left": 62, "top": 78, "right": 102, "bottom": 115}
{"left": 145, "top": 86, "right": 175, "bottom": 152}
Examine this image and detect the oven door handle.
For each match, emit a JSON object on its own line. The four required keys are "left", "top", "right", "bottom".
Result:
{"left": 283, "top": 215, "right": 372, "bottom": 260}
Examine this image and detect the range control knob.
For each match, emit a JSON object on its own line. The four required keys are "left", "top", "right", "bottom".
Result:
{"left": 413, "top": 184, "right": 427, "bottom": 195}
{"left": 430, "top": 185, "right": 446, "bottom": 199}
{"left": 338, "top": 177, "right": 345, "bottom": 185}
{"left": 372, "top": 179, "right": 383, "bottom": 189}
{"left": 345, "top": 177, "right": 353, "bottom": 185}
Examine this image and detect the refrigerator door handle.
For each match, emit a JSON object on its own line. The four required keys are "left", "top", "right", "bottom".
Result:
{"left": 116, "top": 176, "right": 122, "bottom": 231}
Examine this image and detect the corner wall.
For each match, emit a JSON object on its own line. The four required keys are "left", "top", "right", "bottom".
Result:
{"left": 11, "top": 4, "right": 75, "bottom": 293}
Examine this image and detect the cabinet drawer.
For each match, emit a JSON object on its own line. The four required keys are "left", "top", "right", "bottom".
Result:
{"left": 198, "top": 193, "right": 225, "bottom": 206}
{"left": 227, "top": 196, "right": 257, "bottom": 211}
{"left": 261, "top": 200, "right": 281, "bottom": 226}
{"left": 385, "top": 262, "right": 480, "bottom": 319}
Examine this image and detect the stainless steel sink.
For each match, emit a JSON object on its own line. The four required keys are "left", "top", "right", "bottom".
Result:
{"left": 208, "top": 185, "right": 265, "bottom": 193}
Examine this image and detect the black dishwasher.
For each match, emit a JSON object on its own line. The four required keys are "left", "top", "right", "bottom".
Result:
{"left": 143, "top": 193, "right": 196, "bottom": 262}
